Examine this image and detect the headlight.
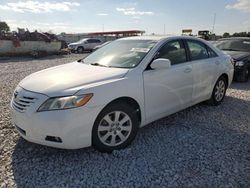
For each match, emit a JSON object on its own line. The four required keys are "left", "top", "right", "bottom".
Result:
{"left": 235, "top": 61, "right": 244, "bottom": 67}
{"left": 37, "top": 94, "right": 93, "bottom": 112}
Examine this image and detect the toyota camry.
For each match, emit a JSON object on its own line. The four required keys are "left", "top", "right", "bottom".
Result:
{"left": 11, "top": 36, "right": 234, "bottom": 152}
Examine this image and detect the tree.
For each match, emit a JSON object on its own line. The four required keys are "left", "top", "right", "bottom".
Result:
{"left": 223, "top": 32, "right": 230, "bottom": 38}
{"left": 232, "top": 32, "right": 248, "bottom": 37}
{"left": 0, "top": 21, "right": 10, "bottom": 32}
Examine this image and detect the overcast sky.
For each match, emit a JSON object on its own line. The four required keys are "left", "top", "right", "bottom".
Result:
{"left": 0, "top": 0, "right": 250, "bottom": 35}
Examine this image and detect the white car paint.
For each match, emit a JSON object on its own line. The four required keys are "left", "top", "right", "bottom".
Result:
{"left": 19, "top": 62, "right": 129, "bottom": 97}
{"left": 11, "top": 36, "right": 234, "bottom": 149}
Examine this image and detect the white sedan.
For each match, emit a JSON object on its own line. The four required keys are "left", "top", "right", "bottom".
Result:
{"left": 11, "top": 36, "right": 234, "bottom": 152}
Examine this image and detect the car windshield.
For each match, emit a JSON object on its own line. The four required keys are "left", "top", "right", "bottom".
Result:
{"left": 215, "top": 39, "right": 250, "bottom": 52}
{"left": 82, "top": 40, "right": 156, "bottom": 68}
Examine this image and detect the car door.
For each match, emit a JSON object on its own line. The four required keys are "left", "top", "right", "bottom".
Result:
{"left": 93, "top": 39, "right": 101, "bottom": 48}
{"left": 185, "top": 39, "right": 219, "bottom": 103}
{"left": 85, "top": 39, "right": 93, "bottom": 50}
{"left": 143, "top": 40, "right": 194, "bottom": 122}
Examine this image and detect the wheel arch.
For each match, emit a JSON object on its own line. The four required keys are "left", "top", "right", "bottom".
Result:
{"left": 98, "top": 96, "right": 142, "bottom": 124}
{"left": 220, "top": 73, "right": 229, "bottom": 88}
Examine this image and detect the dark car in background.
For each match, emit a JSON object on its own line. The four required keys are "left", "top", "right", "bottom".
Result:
{"left": 215, "top": 37, "right": 250, "bottom": 82}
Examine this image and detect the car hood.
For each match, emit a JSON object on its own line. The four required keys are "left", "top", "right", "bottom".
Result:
{"left": 223, "top": 50, "right": 250, "bottom": 61}
{"left": 19, "top": 62, "right": 129, "bottom": 97}
{"left": 69, "top": 42, "right": 79, "bottom": 46}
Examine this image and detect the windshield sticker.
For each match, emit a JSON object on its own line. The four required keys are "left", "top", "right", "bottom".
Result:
{"left": 130, "top": 48, "right": 150, "bottom": 53}
{"left": 243, "top": 41, "right": 250, "bottom": 45}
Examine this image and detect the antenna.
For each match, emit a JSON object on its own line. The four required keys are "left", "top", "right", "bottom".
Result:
{"left": 212, "top": 13, "right": 216, "bottom": 34}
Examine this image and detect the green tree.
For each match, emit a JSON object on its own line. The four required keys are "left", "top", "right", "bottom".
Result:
{"left": 223, "top": 32, "right": 230, "bottom": 38}
{"left": 232, "top": 32, "right": 248, "bottom": 37}
{"left": 0, "top": 21, "right": 10, "bottom": 32}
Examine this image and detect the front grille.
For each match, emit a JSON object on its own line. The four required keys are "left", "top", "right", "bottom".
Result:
{"left": 12, "top": 90, "right": 37, "bottom": 113}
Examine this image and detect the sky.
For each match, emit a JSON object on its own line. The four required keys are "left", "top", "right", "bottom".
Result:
{"left": 0, "top": 0, "right": 250, "bottom": 35}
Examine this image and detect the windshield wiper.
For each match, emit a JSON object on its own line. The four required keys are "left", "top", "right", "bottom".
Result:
{"left": 90, "top": 63, "right": 108, "bottom": 67}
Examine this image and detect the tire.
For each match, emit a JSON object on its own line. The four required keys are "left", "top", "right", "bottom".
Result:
{"left": 208, "top": 76, "right": 227, "bottom": 106}
{"left": 77, "top": 46, "right": 84, "bottom": 53}
{"left": 92, "top": 102, "right": 139, "bottom": 152}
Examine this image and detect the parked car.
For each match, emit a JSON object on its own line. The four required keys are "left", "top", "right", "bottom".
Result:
{"left": 93, "top": 41, "right": 111, "bottom": 51}
{"left": 11, "top": 36, "right": 234, "bottom": 152}
{"left": 215, "top": 37, "right": 250, "bottom": 82}
{"left": 68, "top": 38, "right": 102, "bottom": 53}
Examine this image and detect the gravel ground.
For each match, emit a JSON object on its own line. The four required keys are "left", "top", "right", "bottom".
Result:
{"left": 0, "top": 54, "right": 249, "bottom": 188}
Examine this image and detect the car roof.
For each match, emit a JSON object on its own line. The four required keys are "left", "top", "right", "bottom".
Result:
{"left": 80, "top": 38, "right": 100, "bottom": 40}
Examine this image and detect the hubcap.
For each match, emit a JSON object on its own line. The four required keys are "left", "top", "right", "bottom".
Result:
{"left": 78, "top": 48, "right": 83, "bottom": 53}
{"left": 215, "top": 80, "right": 225, "bottom": 102}
{"left": 98, "top": 111, "right": 132, "bottom": 146}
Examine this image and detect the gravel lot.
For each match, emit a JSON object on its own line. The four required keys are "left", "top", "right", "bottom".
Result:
{"left": 0, "top": 54, "right": 249, "bottom": 188}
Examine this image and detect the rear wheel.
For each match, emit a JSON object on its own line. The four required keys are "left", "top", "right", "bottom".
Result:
{"left": 208, "top": 76, "right": 227, "bottom": 106}
{"left": 92, "top": 102, "right": 139, "bottom": 152}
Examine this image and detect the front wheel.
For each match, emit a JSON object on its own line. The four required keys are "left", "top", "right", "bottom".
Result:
{"left": 77, "top": 47, "right": 84, "bottom": 53}
{"left": 92, "top": 102, "right": 139, "bottom": 152}
{"left": 208, "top": 76, "right": 227, "bottom": 106}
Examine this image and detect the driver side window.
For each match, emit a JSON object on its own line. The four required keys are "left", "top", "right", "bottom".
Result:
{"left": 155, "top": 40, "right": 187, "bottom": 65}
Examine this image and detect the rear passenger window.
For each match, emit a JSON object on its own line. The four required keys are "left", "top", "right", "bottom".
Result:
{"left": 155, "top": 40, "right": 187, "bottom": 65}
{"left": 187, "top": 40, "right": 209, "bottom": 60}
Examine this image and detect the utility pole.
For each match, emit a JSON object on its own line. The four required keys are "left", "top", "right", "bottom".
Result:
{"left": 212, "top": 13, "right": 216, "bottom": 34}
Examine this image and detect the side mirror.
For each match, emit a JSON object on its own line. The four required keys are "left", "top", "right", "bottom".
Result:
{"left": 150, "top": 58, "right": 171, "bottom": 70}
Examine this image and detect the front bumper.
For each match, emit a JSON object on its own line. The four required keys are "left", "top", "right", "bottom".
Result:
{"left": 68, "top": 46, "right": 77, "bottom": 51}
{"left": 233, "top": 66, "right": 247, "bottom": 81}
{"left": 10, "top": 88, "right": 103, "bottom": 149}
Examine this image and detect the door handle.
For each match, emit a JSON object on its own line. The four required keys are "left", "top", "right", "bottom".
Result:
{"left": 184, "top": 67, "right": 192, "bottom": 73}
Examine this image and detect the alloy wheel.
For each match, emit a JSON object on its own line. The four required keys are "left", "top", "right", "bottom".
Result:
{"left": 97, "top": 111, "right": 132, "bottom": 146}
{"left": 214, "top": 80, "right": 226, "bottom": 102}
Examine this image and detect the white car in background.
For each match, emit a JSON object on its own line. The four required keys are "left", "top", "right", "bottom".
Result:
{"left": 93, "top": 41, "right": 112, "bottom": 51}
{"left": 68, "top": 38, "right": 102, "bottom": 53}
{"left": 11, "top": 36, "right": 234, "bottom": 152}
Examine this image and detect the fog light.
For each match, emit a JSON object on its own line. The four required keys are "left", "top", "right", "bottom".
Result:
{"left": 45, "top": 136, "right": 62, "bottom": 143}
